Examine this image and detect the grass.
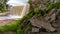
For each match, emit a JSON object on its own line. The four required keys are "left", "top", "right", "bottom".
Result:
{"left": 0, "top": 20, "right": 20, "bottom": 32}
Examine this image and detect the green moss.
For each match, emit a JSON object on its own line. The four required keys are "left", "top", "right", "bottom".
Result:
{"left": 34, "top": 8, "right": 41, "bottom": 17}
{"left": 47, "top": 2, "right": 60, "bottom": 10}
{"left": 34, "top": 8, "right": 40, "bottom": 13}
{"left": 28, "top": 0, "right": 31, "bottom": 3}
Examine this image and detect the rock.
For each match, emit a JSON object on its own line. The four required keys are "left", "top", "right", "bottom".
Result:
{"left": 44, "top": 8, "right": 58, "bottom": 22}
{"left": 52, "top": 9, "right": 60, "bottom": 28}
{"left": 32, "top": 27, "right": 39, "bottom": 32}
{"left": 0, "top": 32, "right": 3, "bottom": 34}
{"left": 30, "top": 32, "right": 39, "bottom": 34}
{"left": 30, "top": 16, "right": 41, "bottom": 28}
{"left": 4, "top": 31, "right": 16, "bottom": 34}
{"left": 49, "top": 13, "right": 55, "bottom": 22}
{"left": 54, "top": 0, "right": 60, "bottom": 3}
{"left": 30, "top": 16, "right": 56, "bottom": 32}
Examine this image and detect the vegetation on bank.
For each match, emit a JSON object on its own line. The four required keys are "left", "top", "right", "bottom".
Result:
{"left": 0, "top": 0, "right": 9, "bottom": 13}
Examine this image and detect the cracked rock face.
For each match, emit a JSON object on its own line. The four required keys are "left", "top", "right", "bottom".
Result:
{"left": 30, "top": 8, "right": 60, "bottom": 32}
{"left": 32, "top": 27, "right": 39, "bottom": 32}
{"left": 30, "top": 16, "right": 56, "bottom": 32}
{"left": 30, "top": 7, "right": 60, "bottom": 32}
{"left": 28, "top": 0, "right": 60, "bottom": 34}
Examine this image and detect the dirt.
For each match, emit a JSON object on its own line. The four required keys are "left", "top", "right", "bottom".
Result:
{"left": 0, "top": 20, "right": 15, "bottom": 26}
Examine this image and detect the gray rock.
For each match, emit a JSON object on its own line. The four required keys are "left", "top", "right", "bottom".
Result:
{"left": 32, "top": 27, "right": 39, "bottom": 32}
{"left": 30, "top": 16, "right": 56, "bottom": 32}
{"left": 54, "top": 0, "right": 60, "bottom": 3}
{"left": 4, "top": 31, "right": 16, "bottom": 34}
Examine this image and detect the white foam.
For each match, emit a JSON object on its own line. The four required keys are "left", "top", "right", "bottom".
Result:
{"left": 0, "top": 15, "right": 22, "bottom": 20}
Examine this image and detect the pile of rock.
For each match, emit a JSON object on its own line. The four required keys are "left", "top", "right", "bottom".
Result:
{"left": 29, "top": 9, "right": 60, "bottom": 33}
{"left": 29, "top": 0, "right": 60, "bottom": 33}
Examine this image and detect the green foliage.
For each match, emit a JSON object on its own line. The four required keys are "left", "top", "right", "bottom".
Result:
{"left": 34, "top": 8, "right": 40, "bottom": 13}
{"left": 34, "top": 8, "right": 41, "bottom": 17}
{"left": 16, "top": 25, "right": 23, "bottom": 34}
{"left": 47, "top": 2, "right": 60, "bottom": 10}
{"left": 35, "top": 13, "right": 41, "bottom": 17}
{"left": 26, "top": 24, "right": 32, "bottom": 31}
{"left": 0, "top": 20, "right": 20, "bottom": 32}
{"left": 28, "top": 0, "right": 31, "bottom": 2}
{"left": 0, "top": 0, "right": 9, "bottom": 13}
{"left": 0, "top": 20, "right": 23, "bottom": 34}
{"left": 0, "top": 4, "right": 5, "bottom": 13}
{"left": 4, "top": 0, "right": 8, "bottom": 4}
